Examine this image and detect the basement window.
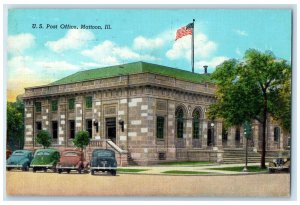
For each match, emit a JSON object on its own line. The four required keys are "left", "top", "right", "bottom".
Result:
{"left": 158, "top": 152, "right": 166, "bottom": 160}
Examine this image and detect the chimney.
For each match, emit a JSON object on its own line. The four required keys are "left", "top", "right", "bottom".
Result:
{"left": 203, "top": 65, "right": 208, "bottom": 74}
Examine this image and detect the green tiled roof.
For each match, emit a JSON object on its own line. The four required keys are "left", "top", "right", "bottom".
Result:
{"left": 50, "top": 61, "right": 212, "bottom": 86}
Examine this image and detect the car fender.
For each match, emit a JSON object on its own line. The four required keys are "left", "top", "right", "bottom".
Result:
{"left": 19, "top": 159, "right": 30, "bottom": 167}
{"left": 76, "top": 161, "right": 82, "bottom": 168}
{"left": 82, "top": 161, "right": 89, "bottom": 168}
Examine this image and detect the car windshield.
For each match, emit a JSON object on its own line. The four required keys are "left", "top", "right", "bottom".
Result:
{"left": 64, "top": 152, "right": 79, "bottom": 157}
{"left": 13, "top": 151, "right": 24, "bottom": 156}
{"left": 36, "top": 151, "right": 51, "bottom": 156}
{"left": 96, "top": 151, "right": 114, "bottom": 157}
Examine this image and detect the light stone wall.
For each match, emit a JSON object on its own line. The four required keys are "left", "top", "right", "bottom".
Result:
{"left": 23, "top": 71, "right": 289, "bottom": 164}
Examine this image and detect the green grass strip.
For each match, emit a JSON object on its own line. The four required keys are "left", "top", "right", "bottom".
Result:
{"left": 117, "top": 168, "right": 149, "bottom": 173}
{"left": 208, "top": 166, "right": 267, "bottom": 172}
{"left": 158, "top": 161, "right": 213, "bottom": 166}
{"left": 162, "top": 170, "right": 213, "bottom": 175}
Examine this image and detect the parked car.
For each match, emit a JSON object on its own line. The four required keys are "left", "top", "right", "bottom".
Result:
{"left": 269, "top": 158, "right": 290, "bottom": 173}
{"left": 57, "top": 149, "right": 89, "bottom": 174}
{"left": 90, "top": 149, "right": 117, "bottom": 176}
{"left": 6, "top": 150, "right": 33, "bottom": 171}
{"left": 30, "top": 148, "right": 60, "bottom": 173}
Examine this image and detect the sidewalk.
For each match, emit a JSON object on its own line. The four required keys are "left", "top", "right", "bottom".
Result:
{"left": 118, "top": 163, "right": 267, "bottom": 175}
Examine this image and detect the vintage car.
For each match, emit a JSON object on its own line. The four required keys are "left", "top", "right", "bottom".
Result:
{"left": 56, "top": 149, "right": 89, "bottom": 174}
{"left": 90, "top": 149, "right": 117, "bottom": 176}
{"left": 269, "top": 158, "right": 291, "bottom": 173}
{"left": 30, "top": 148, "right": 60, "bottom": 172}
{"left": 6, "top": 150, "right": 33, "bottom": 171}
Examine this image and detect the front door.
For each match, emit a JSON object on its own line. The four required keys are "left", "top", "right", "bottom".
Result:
{"left": 106, "top": 118, "right": 116, "bottom": 143}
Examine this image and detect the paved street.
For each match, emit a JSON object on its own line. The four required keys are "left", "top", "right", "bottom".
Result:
{"left": 6, "top": 170, "right": 290, "bottom": 197}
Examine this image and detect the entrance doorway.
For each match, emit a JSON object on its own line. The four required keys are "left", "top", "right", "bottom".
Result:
{"left": 106, "top": 118, "right": 116, "bottom": 143}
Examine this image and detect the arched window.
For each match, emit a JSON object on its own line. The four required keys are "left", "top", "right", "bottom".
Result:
{"left": 176, "top": 107, "right": 184, "bottom": 138}
{"left": 192, "top": 110, "right": 200, "bottom": 139}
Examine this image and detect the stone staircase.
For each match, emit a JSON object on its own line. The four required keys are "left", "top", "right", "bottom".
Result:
{"left": 222, "top": 148, "right": 274, "bottom": 164}
{"left": 85, "top": 139, "right": 129, "bottom": 166}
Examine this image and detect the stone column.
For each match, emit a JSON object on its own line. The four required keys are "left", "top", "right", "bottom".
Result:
{"left": 75, "top": 96, "right": 83, "bottom": 132}
{"left": 185, "top": 118, "right": 193, "bottom": 149}
{"left": 215, "top": 121, "right": 223, "bottom": 149}
{"left": 167, "top": 101, "right": 176, "bottom": 160}
{"left": 41, "top": 100, "right": 50, "bottom": 132}
{"left": 24, "top": 100, "right": 34, "bottom": 149}
{"left": 201, "top": 120, "right": 208, "bottom": 149}
{"left": 93, "top": 97, "right": 101, "bottom": 140}
{"left": 118, "top": 95, "right": 128, "bottom": 150}
{"left": 252, "top": 122, "right": 260, "bottom": 152}
{"left": 227, "top": 127, "right": 235, "bottom": 148}
{"left": 58, "top": 98, "right": 66, "bottom": 146}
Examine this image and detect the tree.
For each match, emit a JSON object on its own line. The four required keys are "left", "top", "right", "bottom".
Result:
{"left": 73, "top": 131, "right": 90, "bottom": 152}
{"left": 36, "top": 130, "right": 52, "bottom": 149}
{"left": 208, "top": 49, "right": 291, "bottom": 169}
{"left": 7, "top": 96, "right": 25, "bottom": 150}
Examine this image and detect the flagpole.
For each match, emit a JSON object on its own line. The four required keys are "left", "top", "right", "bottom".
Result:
{"left": 192, "top": 19, "right": 195, "bottom": 73}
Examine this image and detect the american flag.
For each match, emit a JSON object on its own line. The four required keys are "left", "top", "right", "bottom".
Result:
{"left": 175, "top": 23, "right": 193, "bottom": 40}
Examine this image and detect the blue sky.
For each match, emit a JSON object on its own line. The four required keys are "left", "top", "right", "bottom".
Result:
{"left": 7, "top": 9, "right": 292, "bottom": 101}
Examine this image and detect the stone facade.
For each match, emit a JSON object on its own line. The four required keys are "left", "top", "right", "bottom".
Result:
{"left": 23, "top": 65, "right": 290, "bottom": 165}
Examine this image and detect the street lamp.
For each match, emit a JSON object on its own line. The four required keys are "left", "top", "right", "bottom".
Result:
{"left": 243, "top": 121, "right": 252, "bottom": 172}
{"left": 211, "top": 122, "right": 215, "bottom": 146}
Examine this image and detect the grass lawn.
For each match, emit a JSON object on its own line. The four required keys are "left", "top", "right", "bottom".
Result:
{"left": 162, "top": 170, "right": 214, "bottom": 175}
{"left": 208, "top": 166, "right": 268, "bottom": 172}
{"left": 117, "top": 168, "right": 149, "bottom": 173}
{"left": 158, "top": 161, "right": 213, "bottom": 166}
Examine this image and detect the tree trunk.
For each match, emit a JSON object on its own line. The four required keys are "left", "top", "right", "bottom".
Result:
{"left": 261, "top": 92, "right": 267, "bottom": 169}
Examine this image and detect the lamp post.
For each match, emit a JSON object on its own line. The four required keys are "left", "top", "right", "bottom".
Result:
{"left": 243, "top": 121, "right": 252, "bottom": 172}
{"left": 211, "top": 122, "right": 215, "bottom": 146}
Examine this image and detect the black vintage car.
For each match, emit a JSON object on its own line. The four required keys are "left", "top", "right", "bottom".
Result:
{"left": 90, "top": 149, "right": 117, "bottom": 176}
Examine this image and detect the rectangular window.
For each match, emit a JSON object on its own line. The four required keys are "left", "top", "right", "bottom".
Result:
{"left": 156, "top": 116, "right": 165, "bottom": 139}
{"left": 35, "top": 102, "right": 41, "bottom": 112}
{"left": 36, "top": 121, "right": 42, "bottom": 133}
{"left": 86, "top": 119, "right": 92, "bottom": 138}
{"left": 85, "top": 96, "right": 92, "bottom": 109}
{"left": 274, "top": 127, "right": 280, "bottom": 142}
{"left": 52, "top": 121, "right": 58, "bottom": 139}
{"left": 51, "top": 100, "right": 58, "bottom": 112}
{"left": 69, "top": 120, "right": 75, "bottom": 139}
{"left": 68, "top": 98, "right": 75, "bottom": 110}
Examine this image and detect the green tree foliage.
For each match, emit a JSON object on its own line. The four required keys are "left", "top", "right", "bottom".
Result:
{"left": 73, "top": 131, "right": 90, "bottom": 151}
{"left": 208, "top": 49, "right": 291, "bottom": 169}
{"left": 7, "top": 96, "right": 25, "bottom": 150}
{"left": 36, "top": 130, "right": 52, "bottom": 149}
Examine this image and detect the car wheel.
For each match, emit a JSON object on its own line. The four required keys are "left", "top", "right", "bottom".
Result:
{"left": 91, "top": 170, "right": 95, "bottom": 175}
{"left": 78, "top": 167, "right": 82, "bottom": 174}
{"left": 111, "top": 170, "right": 116, "bottom": 176}
{"left": 6, "top": 168, "right": 12, "bottom": 171}
{"left": 22, "top": 165, "right": 29, "bottom": 172}
{"left": 67, "top": 170, "right": 71, "bottom": 174}
{"left": 44, "top": 168, "right": 47, "bottom": 172}
{"left": 33, "top": 168, "right": 36, "bottom": 173}
{"left": 58, "top": 169, "right": 62, "bottom": 174}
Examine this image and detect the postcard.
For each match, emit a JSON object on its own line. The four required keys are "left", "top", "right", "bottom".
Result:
{"left": 5, "top": 7, "right": 292, "bottom": 197}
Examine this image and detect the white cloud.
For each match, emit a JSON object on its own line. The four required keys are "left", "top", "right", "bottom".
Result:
{"left": 166, "top": 33, "right": 217, "bottom": 61}
{"left": 133, "top": 36, "right": 164, "bottom": 50}
{"left": 195, "top": 56, "right": 229, "bottom": 73}
{"left": 8, "top": 33, "right": 35, "bottom": 54}
{"left": 35, "top": 61, "right": 79, "bottom": 71}
{"left": 233, "top": 29, "right": 248, "bottom": 36}
{"left": 235, "top": 47, "right": 242, "bottom": 56}
{"left": 45, "top": 30, "right": 95, "bottom": 53}
{"left": 81, "top": 40, "right": 159, "bottom": 67}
